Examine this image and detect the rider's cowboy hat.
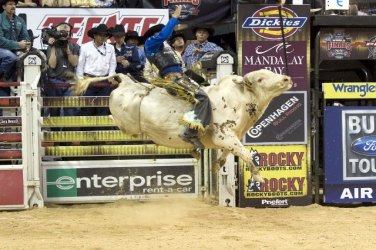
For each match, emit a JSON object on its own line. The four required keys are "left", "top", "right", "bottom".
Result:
{"left": 192, "top": 26, "right": 215, "bottom": 37}
{"left": 142, "top": 24, "right": 165, "bottom": 42}
{"left": 87, "top": 24, "right": 112, "bottom": 39}
{"left": 109, "top": 24, "right": 126, "bottom": 36}
{"left": 168, "top": 31, "right": 186, "bottom": 45}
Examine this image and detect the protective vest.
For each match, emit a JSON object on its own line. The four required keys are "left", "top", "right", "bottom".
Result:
{"left": 147, "top": 46, "right": 182, "bottom": 72}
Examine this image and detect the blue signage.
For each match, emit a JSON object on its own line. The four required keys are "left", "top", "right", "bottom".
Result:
{"left": 324, "top": 106, "right": 376, "bottom": 203}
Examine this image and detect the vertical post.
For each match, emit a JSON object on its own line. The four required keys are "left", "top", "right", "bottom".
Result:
{"left": 313, "top": 31, "right": 321, "bottom": 204}
{"left": 22, "top": 53, "right": 44, "bottom": 208}
{"left": 218, "top": 155, "right": 236, "bottom": 207}
{"left": 216, "top": 52, "right": 235, "bottom": 81}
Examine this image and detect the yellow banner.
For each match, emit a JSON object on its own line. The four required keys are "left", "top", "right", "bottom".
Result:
{"left": 323, "top": 82, "right": 376, "bottom": 99}
{"left": 243, "top": 145, "right": 308, "bottom": 199}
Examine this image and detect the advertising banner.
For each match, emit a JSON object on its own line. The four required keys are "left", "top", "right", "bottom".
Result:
{"left": 237, "top": 4, "right": 311, "bottom": 207}
{"left": 239, "top": 145, "right": 311, "bottom": 208}
{"left": 244, "top": 91, "right": 307, "bottom": 145}
{"left": 319, "top": 28, "right": 376, "bottom": 60}
{"left": 237, "top": 4, "right": 310, "bottom": 91}
{"left": 323, "top": 82, "right": 376, "bottom": 99}
{"left": 324, "top": 107, "right": 376, "bottom": 203}
{"left": 0, "top": 169, "right": 24, "bottom": 206}
{"left": 43, "top": 159, "right": 198, "bottom": 203}
{"left": 147, "top": 0, "right": 232, "bottom": 24}
{"left": 18, "top": 8, "right": 169, "bottom": 49}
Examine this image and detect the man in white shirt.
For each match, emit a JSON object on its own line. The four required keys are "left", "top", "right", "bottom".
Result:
{"left": 76, "top": 23, "right": 117, "bottom": 116}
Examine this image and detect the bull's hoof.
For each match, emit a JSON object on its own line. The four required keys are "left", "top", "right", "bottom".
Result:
{"left": 253, "top": 174, "right": 265, "bottom": 183}
{"left": 190, "top": 149, "right": 201, "bottom": 160}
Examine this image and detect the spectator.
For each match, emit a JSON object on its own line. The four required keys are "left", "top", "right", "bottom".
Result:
{"left": 69, "top": 0, "right": 95, "bottom": 7}
{"left": 125, "top": 30, "right": 146, "bottom": 76}
{"left": 114, "top": 0, "right": 142, "bottom": 8}
{"left": 76, "top": 24, "right": 117, "bottom": 116}
{"left": 45, "top": 22, "right": 80, "bottom": 117}
{"left": 182, "top": 26, "right": 222, "bottom": 69}
{"left": 110, "top": 25, "right": 142, "bottom": 81}
{"left": 143, "top": 5, "right": 212, "bottom": 149}
{"left": 16, "top": 0, "right": 39, "bottom": 7}
{"left": 0, "top": 0, "right": 30, "bottom": 85}
{"left": 41, "top": 0, "right": 72, "bottom": 6}
{"left": 93, "top": 0, "right": 113, "bottom": 7}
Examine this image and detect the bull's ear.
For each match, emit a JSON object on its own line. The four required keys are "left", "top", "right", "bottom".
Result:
{"left": 232, "top": 76, "right": 244, "bottom": 84}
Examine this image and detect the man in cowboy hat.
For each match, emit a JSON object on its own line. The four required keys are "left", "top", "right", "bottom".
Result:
{"left": 76, "top": 23, "right": 117, "bottom": 116}
{"left": 0, "top": 0, "right": 29, "bottom": 83}
{"left": 110, "top": 25, "right": 141, "bottom": 81}
{"left": 143, "top": 5, "right": 212, "bottom": 149}
{"left": 125, "top": 30, "right": 146, "bottom": 79}
{"left": 182, "top": 25, "right": 222, "bottom": 69}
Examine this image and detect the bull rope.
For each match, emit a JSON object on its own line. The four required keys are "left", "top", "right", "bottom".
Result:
{"left": 277, "top": 4, "right": 290, "bottom": 76}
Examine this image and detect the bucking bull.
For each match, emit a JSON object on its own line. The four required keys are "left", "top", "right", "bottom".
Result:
{"left": 73, "top": 69, "right": 292, "bottom": 182}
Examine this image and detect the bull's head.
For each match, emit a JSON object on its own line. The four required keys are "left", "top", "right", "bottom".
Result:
{"left": 243, "top": 69, "right": 293, "bottom": 97}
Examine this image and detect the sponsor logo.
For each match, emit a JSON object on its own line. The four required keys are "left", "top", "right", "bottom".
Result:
{"left": 247, "top": 96, "right": 300, "bottom": 138}
{"left": 48, "top": 172, "right": 192, "bottom": 191}
{"left": 340, "top": 187, "right": 373, "bottom": 199}
{"left": 351, "top": 136, "right": 376, "bottom": 156}
{"left": 38, "top": 14, "right": 163, "bottom": 45}
{"left": 48, "top": 176, "right": 76, "bottom": 190}
{"left": 242, "top": 6, "right": 307, "bottom": 40}
{"left": 365, "top": 36, "right": 376, "bottom": 59}
{"left": 324, "top": 32, "right": 352, "bottom": 59}
{"left": 0, "top": 117, "right": 21, "bottom": 126}
{"left": 261, "top": 199, "right": 288, "bottom": 206}
{"left": 344, "top": 112, "right": 376, "bottom": 179}
{"left": 331, "top": 83, "right": 376, "bottom": 98}
{"left": 46, "top": 167, "right": 195, "bottom": 198}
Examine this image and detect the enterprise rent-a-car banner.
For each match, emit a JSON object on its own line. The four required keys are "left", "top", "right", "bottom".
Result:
{"left": 324, "top": 107, "right": 376, "bottom": 203}
{"left": 18, "top": 8, "right": 169, "bottom": 49}
{"left": 43, "top": 160, "right": 198, "bottom": 203}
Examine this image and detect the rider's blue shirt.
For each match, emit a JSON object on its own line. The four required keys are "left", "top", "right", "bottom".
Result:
{"left": 144, "top": 17, "right": 182, "bottom": 76}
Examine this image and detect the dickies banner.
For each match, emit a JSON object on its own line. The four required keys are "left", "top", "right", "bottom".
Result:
{"left": 238, "top": 145, "right": 311, "bottom": 208}
{"left": 324, "top": 107, "right": 376, "bottom": 203}
{"left": 237, "top": 4, "right": 311, "bottom": 91}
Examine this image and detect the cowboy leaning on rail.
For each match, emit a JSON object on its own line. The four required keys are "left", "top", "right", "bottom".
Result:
{"left": 143, "top": 5, "right": 212, "bottom": 149}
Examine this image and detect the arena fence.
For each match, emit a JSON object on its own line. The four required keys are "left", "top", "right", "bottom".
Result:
{"left": 0, "top": 52, "right": 236, "bottom": 210}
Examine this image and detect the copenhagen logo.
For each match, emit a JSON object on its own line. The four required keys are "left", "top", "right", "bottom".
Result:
{"left": 47, "top": 176, "right": 75, "bottom": 190}
{"left": 242, "top": 6, "right": 307, "bottom": 40}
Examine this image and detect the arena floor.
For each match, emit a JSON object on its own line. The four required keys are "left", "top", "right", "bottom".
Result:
{"left": 0, "top": 198, "right": 375, "bottom": 249}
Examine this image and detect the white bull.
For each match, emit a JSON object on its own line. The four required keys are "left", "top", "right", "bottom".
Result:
{"left": 73, "top": 69, "right": 292, "bottom": 182}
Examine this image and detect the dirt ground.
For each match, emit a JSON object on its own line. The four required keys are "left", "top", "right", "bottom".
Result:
{"left": 0, "top": 198, "right": 375, "bottom": 250}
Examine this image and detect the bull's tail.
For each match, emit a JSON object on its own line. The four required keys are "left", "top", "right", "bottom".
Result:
{"left": 71, "top": 74, "right": 133, "bottom": 95}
